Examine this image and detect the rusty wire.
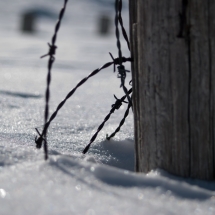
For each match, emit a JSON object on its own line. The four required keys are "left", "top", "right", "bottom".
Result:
{"left": 35, "top": 0, "right": 68, "bottom": 160}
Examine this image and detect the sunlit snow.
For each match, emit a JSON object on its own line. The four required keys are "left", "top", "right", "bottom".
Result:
{"left": 0, "top": 0, "right": 215, "bottom": 215}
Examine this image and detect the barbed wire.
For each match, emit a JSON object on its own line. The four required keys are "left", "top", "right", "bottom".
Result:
{"left": 114, "top": 0, "right": 132, "bottom": 110}
{"left": 102, "top": 0, "right": 133, "bottom": 142}
{"left": 35, "top": 0, "right": 68, "bottom": 160}
{"left": 115, "top": 0, "right": 123, "bottom": 66}
{"left": 118, "top": 0, "right": 130, "bottom": 51}
{"left": 82, "top": 88, "right": 132, "bottom": 154}
{"left": 35, "top": 0, "right": 133, "bottom": 159}
{"left": 115, "top": 0, "right": 132, "bottom": 106}
{"left": 117, "top": 65, "right": 133, "bottom": 108}
{"left": 106, "top": 94, "right": 132, "bottom": 140}
{"left": 35, "top": 57, "right": 132, "bottom": 152}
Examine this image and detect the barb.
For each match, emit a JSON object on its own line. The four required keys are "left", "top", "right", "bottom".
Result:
{"left": 117, "top": 65, "right": 130, "bottom": 87}
{"left": 118, "top": 0, "right": 130, "bottom": 50}
{"left": 109, "top": 52, "right": 116, "bottom": 72}
{"left": 106, "top": 96, "right": 132, "bottom": 140}
{"left": 36, "top": 0, "right": 68, "bottom": 160}
{"left": 35, "top": 128, "right": 48, "bottom": 149}
{"left": 82, "top": 88, "right": 133, "bottom": 154}
{"left": 35, "top": 128, "right": 44, "bottom": 149}
{"left": 36, "top": 57, "right": 132, "bottom": 146}
{"left": 41, "top": 43, "right": 57, "bottom": 59}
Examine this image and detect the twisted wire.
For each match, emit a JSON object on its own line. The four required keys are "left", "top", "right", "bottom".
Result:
{"left": 106, "top": 95, "right": 132, "bottom": 140}
{"left": 35, "top": 57, "right": 132, "bottom": 147}
{"left": 115, "top": 0, "right": 122, "bottom": 65}
{"left": 82, "top": 88, "right": 132, "bottom": 154}
{"left": 114, "top": 0, "right": 132, "bottom": 110}
{"left": 117, "top": 65, "right": 133, "bottom": 109}
{"left": 51, "top": 0, "right": 68, "bottom": 47}
{"left": 118, "top": 0, "right": 130, "bottom": 50}
{"left": 36, "top": 0, "right": 68, "bottom": 160}
{"left": 35, "top": 0, "right": 133, "bottom": 159}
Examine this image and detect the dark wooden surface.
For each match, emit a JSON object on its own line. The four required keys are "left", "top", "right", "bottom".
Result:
{"left": 129, "top": 0, "right": 215, "bottom": 180}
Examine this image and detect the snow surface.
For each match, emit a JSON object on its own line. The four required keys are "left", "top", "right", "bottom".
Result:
{"left": 0, "top": 0, "right": 215, "bottom": 214}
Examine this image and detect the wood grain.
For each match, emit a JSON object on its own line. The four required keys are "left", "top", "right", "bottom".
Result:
{"left": 130, "top": 0, "right": 215, "bottom": 179}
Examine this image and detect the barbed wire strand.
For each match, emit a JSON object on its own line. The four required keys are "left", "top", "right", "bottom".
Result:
{"left": 114, "top": 0, "right": 132, "bottom": 110}
{"left": 115, "top": 0, "right": 122, "bottom": 66}
{"left": 106, "top": 94, "right": 132, "bottom": 140}
{"left": 82, "top": 88, "right": 132, "bottom": 154}
{"left": 118, "top": 0, "right": 130, "bottom": 50}
{"left": 117, "top": 65, "right": 133, "bottom": 110}
{"left": 35, "top": 57, "right": 132, "bottom": 149}
{"left": 36, "top": 0, "right": 68, "bottom": 160}
{"left": 118, "top": 0, "right": 132, "bottom": 110}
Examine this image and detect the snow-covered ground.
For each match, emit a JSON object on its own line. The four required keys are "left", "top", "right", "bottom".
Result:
{"left": 0, "top": 0, "right": 215, "bottom": 214}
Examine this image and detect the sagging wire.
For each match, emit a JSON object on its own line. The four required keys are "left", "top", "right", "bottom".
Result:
{"left": 35, "top": 0, "right": 68, "bottom": 160}
{"left": 82, "top": 88, "right": 133, "bottom": 154}
{"left": 35, "top": 0, "right": 133, "bottom": 158}
{"left": 82, "top": 0, "right": 133, "bottom": 151}
{"left": 105, "top": 79, "right": 133, "bottom": 141}
{"left": 35, "top": 57, "right": 132, "bottom": 154}
{"left": 106, "top": 94, "right": 132, "bottom": 140}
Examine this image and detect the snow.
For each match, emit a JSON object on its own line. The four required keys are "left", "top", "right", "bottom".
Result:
{"left": 0, "top": 0, "right": 215, "bottom": 214}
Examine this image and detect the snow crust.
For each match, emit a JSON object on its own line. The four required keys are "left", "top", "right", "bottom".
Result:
{"left": 0, "top": 0, "right": 215, "bottom": 214}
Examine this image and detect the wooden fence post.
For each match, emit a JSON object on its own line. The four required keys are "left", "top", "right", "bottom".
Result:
{"left": 129, "top": 0, "right": 215, "bottom": 180}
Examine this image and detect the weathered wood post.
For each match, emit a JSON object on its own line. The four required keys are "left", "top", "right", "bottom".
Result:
{"left": 129, "top": 0, "right": 215, "bottom": 180}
